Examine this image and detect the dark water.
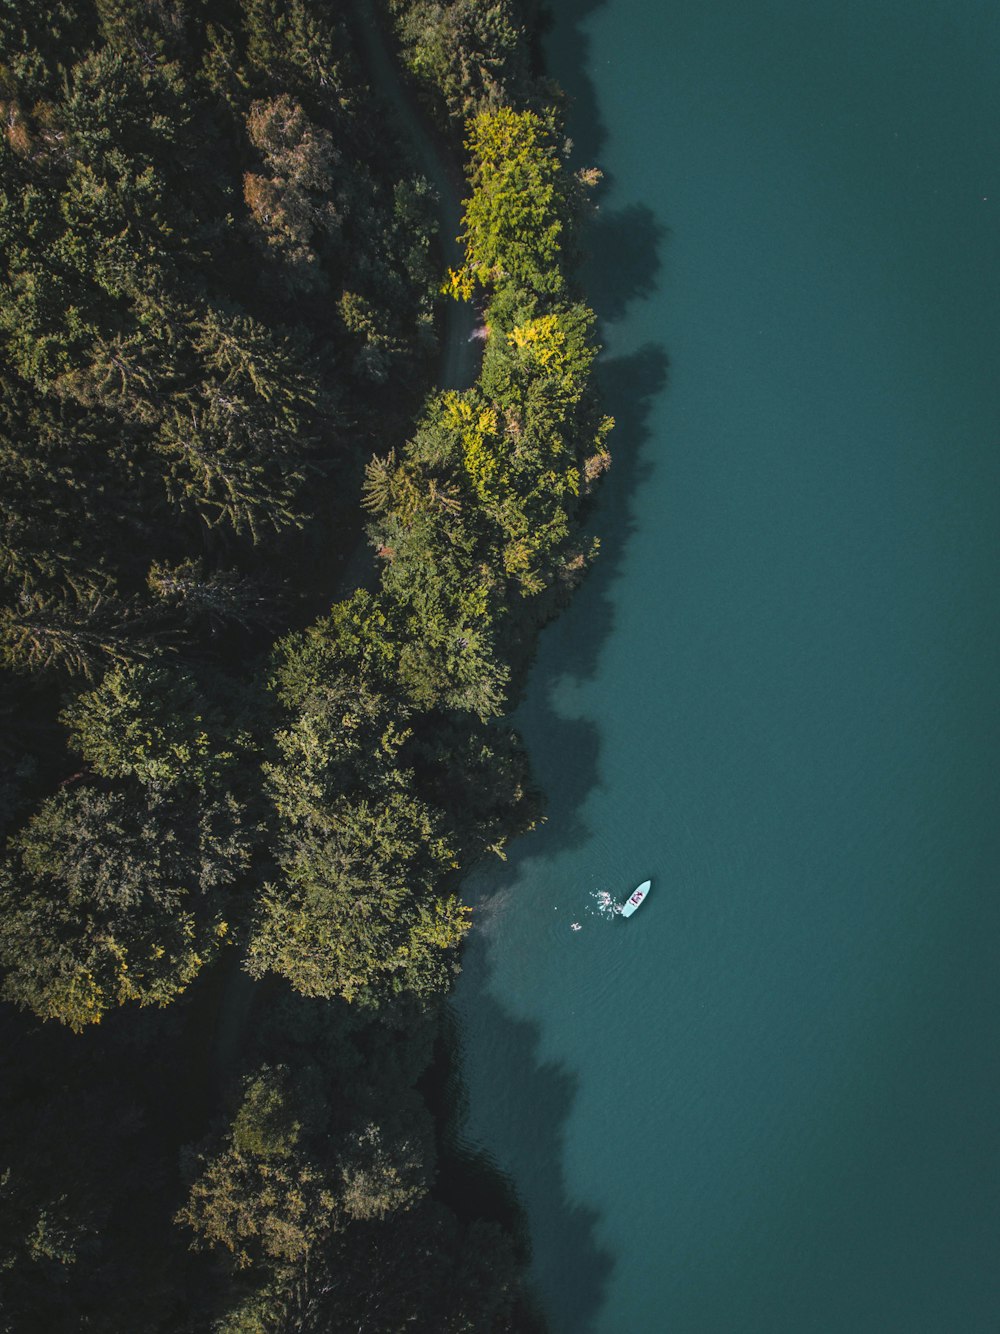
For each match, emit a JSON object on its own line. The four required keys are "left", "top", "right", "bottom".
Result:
{"left": 451, "top": 1, "right": 1000, "bottom": 1330}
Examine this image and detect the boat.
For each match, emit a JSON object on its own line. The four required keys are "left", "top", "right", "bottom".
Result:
{"left": 620, "top": 879, "right": 651, "bottom": 918}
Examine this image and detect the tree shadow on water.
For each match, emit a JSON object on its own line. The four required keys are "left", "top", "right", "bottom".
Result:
{"left": 445, "top": 331, "right": 670, "bottom": 1331}
{"left": 583, "top": 203, "right": 668, "bottom": 324}
{"left": 438, "top": 974, "right": 615, "bottom": 1333}
{"left": 540, "top": 0, "right": 612, "bottom": 167}
{"left": 445, "top": 1, "right": 672, "bottom": 1328}
{"left": 497, "top": 338, "right": 670, "bottom": 870}
{"left": 527, "top": 341, "right": 670, "bottom": 728}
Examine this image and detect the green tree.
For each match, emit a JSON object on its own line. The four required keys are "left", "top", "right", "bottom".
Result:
{"left": 0, "top": 783, "right": 245, "bottom": 1029}
{"left": 248, "top": 788, "right": 468, "bottom": 1003}
{"left": 192, "top": 305, "right": 320, "bottom": 421}
{"left": 178, "top": 1065, "right": 337, "bottom": 1270}
{"left": 0, "top": 590, "right": 153, "bottom": 680}
{"left": 362, "top": 424, "right": 511, "bottom": 717}
{"left": 61, "top": 659, "right": 240, "bottom": 789}
{"left": 178, "top": 1063, "right": 428, "bottom": 1268}
{"left": 147, "top": 558, "right": 284, "bottom": 635}
{"left": 389, "top": 0, "right": 529, "bottom": 124}
{"left": 266, "top": 663, "right": 411, "bottom": 824}
{"left": 0, "top": 380, "right": 124, "bottom": 605}
{"left": 2, "top": 657, "right": 255, "bottom": 1030}
{"left": 156, "top": 384, "right": 308, "bottom": 540}
{"left": 211, "top": 1203, "right": 528, "bottom": 1334}
{"left": 239, "top": 0, "right": 344, "bottom": 102}
{"left": 446, "top": 106, "right": 569, "bottom": 300}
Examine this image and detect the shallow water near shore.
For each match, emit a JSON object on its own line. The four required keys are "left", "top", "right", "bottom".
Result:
{"left": 450, "top": 1, "right": 1000, "bottom": 1330}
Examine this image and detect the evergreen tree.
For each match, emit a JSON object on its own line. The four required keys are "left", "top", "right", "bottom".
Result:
{"left": 389, "top": 0, "right": 531, "bottom": 125}
{"left": 447, "top": 106, "right": 569, "bottom": 300}
{"left": 0, "top": 784, "right": 239, "bottom": 1029}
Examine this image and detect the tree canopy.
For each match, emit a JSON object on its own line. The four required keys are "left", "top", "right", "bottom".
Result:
{"left": 0, "top": 0, "right": 602, "bottom": 1326}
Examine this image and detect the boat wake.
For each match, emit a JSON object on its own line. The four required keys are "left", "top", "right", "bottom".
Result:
{"left": 588, "top": 889, "right": 622, "bottom": 919}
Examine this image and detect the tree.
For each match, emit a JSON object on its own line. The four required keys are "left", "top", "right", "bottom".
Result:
{"left": 0, "top": 380, "right": 124, "bottom": 605}
{"left": 239, "top": 0, "right": 344, "bottom": 101}
{"left": 243, "top": 94, "right": 340, "bottom": 291}
{"left": 156, "top": 385, "right": 308, "bottom": 540}
{"left": 0, "top": 146, "right": 92, "bottom": 390}
{"left": 362, "top": 422, "right": 511, "bottom": 717}
{"left": 248, "top": 789, "right": 468, "bottom": 1003}
{"left": 178, "top": 1065, "right": 337, "bottom": 1271}
{"left": 0, "top": 661, "right": 264, "bottom": 1030}
{"left": 1, "top": 662, "right": 256, "bottom": 1030}
{"left": 0, "top": 781, "right": 247, "bottom": 1029}
{"left": 192, "top": 305, "right": 319, "bottom": 421}
{"left": 389, "top": 0, "right": 529, "bottom": 124}
{"left": 0, "top": 590, "right": 153, "bottom": 680}
{"left": 254, "top": 608, "right": 480, "bottom": 1005}
{"left": 446, "top": 107, "right": 569, "bottom": 300}
{"left": 178, "top": 1063, "right": 428, "bottom": 1268}
{"left": 210, "top": 1202, "right": 529, "bottom": 1334}
{"left": 178, "top": 1060, "right": 456, "bottom": 1332}
{"left": 147, "top": 558, "right": 284, "bottom": 636}
{"left": 60, "top": 659, "right": 241, "bottom": 789}
{"left": 266, "top": 662, "right": 412, "bottom": 824}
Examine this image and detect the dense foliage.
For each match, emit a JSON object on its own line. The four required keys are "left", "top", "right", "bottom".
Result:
{"left": 0, "top": 0, "right": 607, "bottom": 1328}
{"left": 387, "top": 0, "right": 537, "bottom": 127}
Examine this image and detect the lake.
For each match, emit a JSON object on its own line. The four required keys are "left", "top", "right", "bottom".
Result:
{"left": 450, "top": 1, "right": 1000, "bottom": 1330}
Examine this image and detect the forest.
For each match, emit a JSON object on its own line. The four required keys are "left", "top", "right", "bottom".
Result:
{"left": 0, "top": 0, "right": 609, "bottom": 1328}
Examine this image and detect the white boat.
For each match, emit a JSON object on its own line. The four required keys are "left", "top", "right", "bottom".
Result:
{"left": 620, "top": 879, "right": 651, "bottom": 918}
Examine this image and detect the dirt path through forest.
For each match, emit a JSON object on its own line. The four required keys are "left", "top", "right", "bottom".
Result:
{"left": 352, "top": 0, "right": 479, "bottom": 392}
{"left": 209, "top": 2, "right": 478, "bottom": 1087}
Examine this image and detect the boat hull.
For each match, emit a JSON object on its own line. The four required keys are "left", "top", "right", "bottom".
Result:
{"left": 620, "top": 879, "right": 651, "bottom": 918}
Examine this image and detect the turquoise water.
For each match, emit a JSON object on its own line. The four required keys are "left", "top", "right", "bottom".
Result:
{"left": 450, "top": 1, "right": 1000, "bottom": 1330}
